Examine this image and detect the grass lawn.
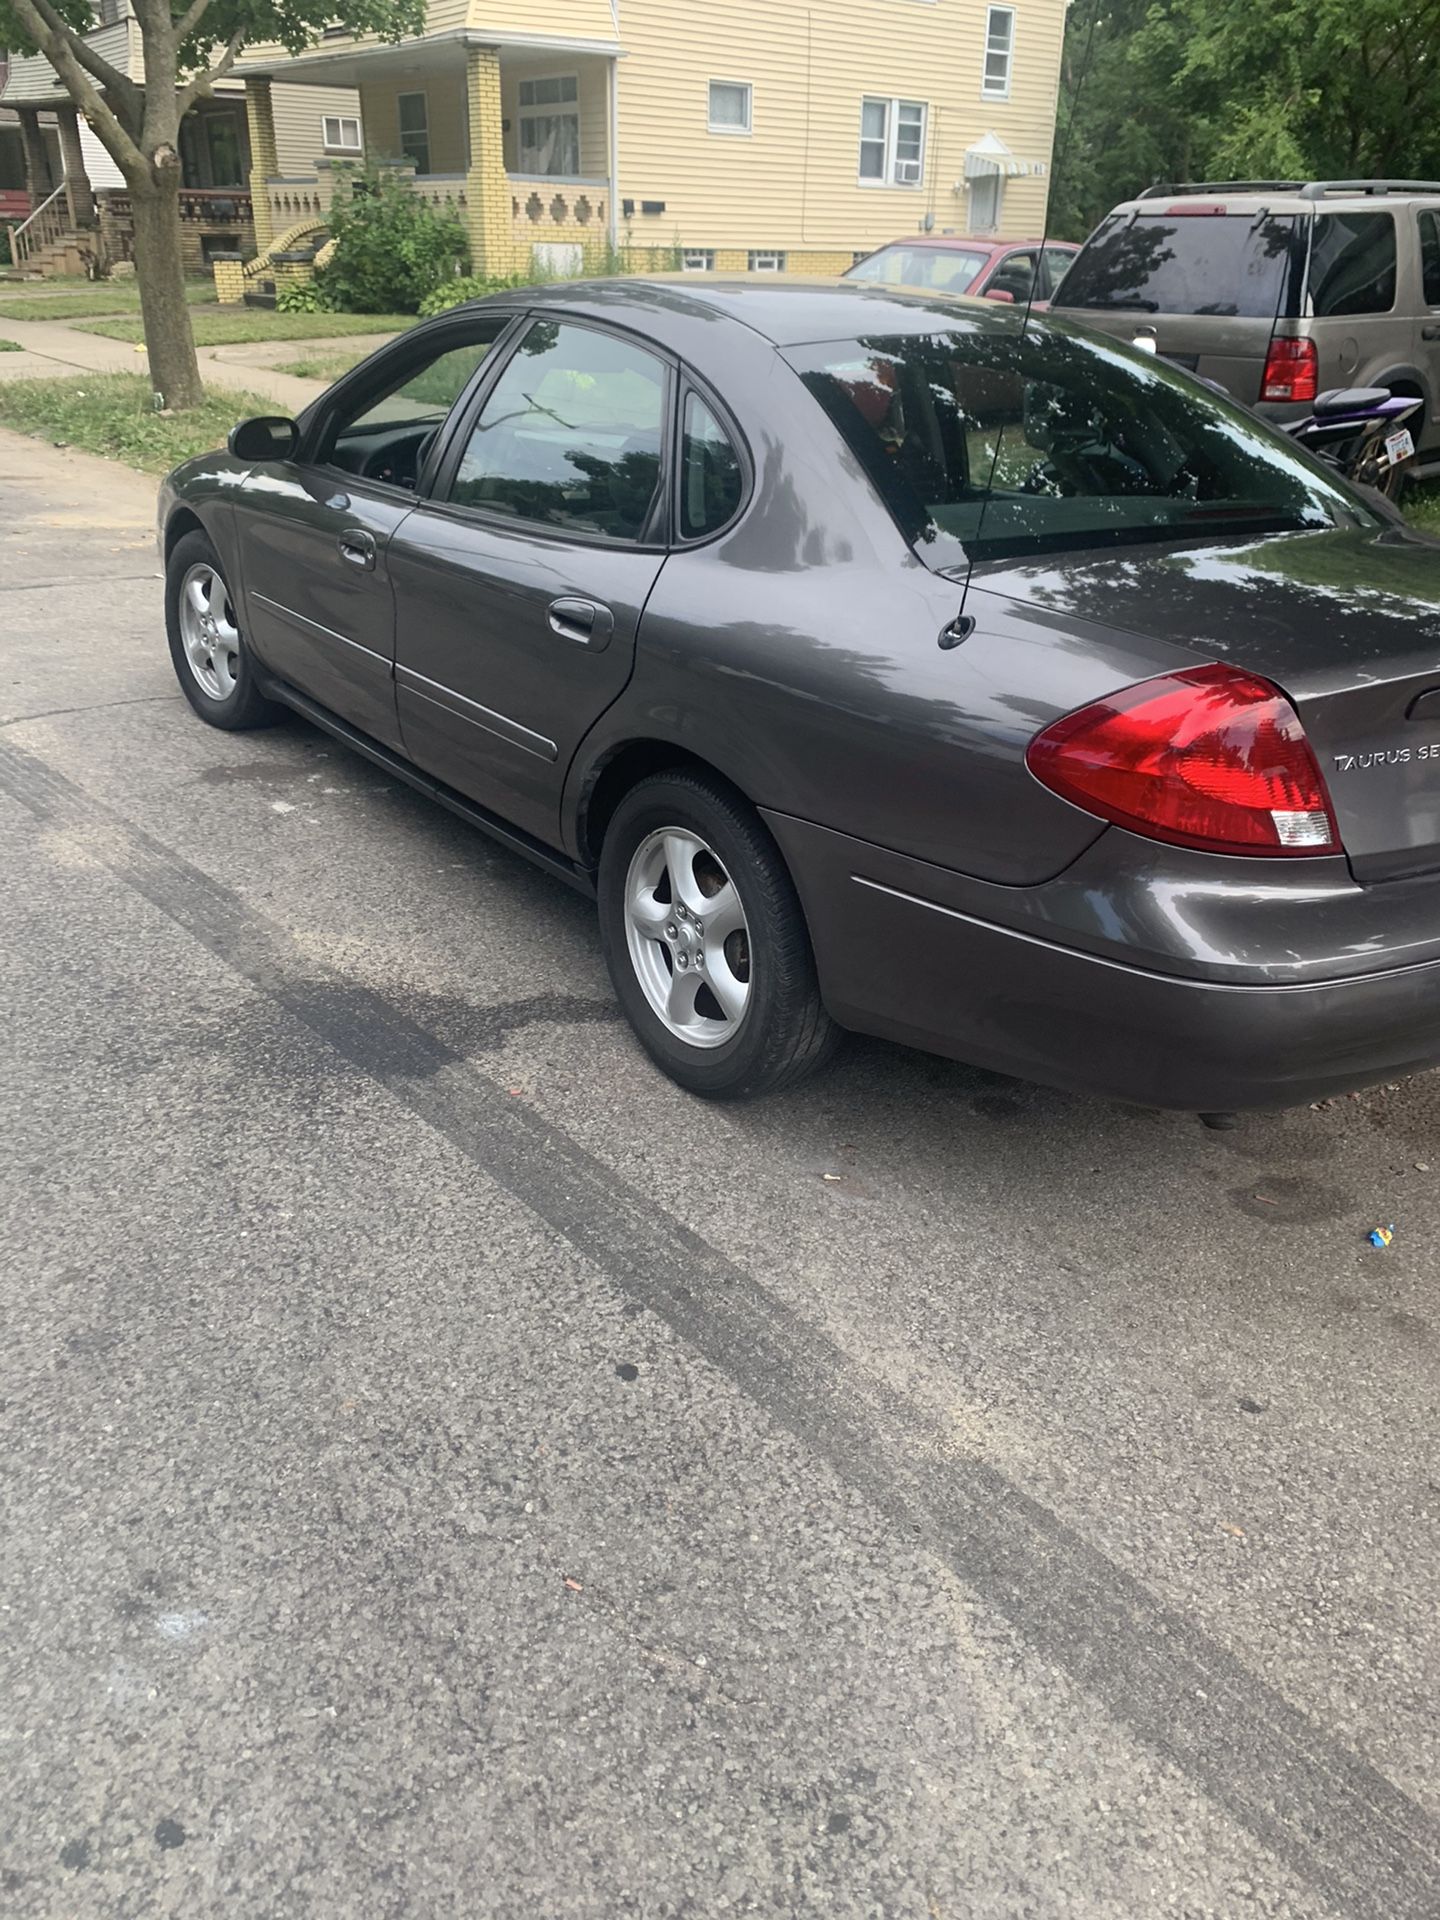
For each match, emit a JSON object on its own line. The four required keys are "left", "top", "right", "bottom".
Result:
{"left": 1405, "top": 478, "right": 1440, "bottom": 535}
{"left": 78, "top": 309, "right": 415, "bottom": 346}
{"left": 0, "top": 374, "right": 271, "bottom": 474}
{"left": 273, "top": 347, "right": 374, "bottom": 384}
{"left": 0, "top": 282, "right": 214, "bottom": 323}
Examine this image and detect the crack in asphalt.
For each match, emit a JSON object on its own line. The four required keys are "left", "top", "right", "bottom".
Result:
{"left": 2, "top": 730, "right": 1437, "bottom": 1920}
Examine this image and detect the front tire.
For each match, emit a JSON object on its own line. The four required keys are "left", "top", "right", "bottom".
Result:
{"left": 597, "top": 770, "right": 838, "bottom": 1100}
{"left": 165, "top": 528, "right": 280, "bottom": 731}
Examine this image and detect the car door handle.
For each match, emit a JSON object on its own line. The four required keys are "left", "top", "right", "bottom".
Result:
{"left": 1423, "top": 324, "right": 1440, "bottom": 340}
{"left": 548, "top": 596, "right": 614, "bottom": 650}
{"left": 338, "top": 528, "right": 376, "bottom": 570}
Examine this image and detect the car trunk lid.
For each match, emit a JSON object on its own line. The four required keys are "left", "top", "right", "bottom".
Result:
{"left": 972, "top": 523, "right": 1440, "bottom": 882}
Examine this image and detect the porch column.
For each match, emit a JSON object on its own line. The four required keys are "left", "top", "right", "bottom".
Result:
{"left": 17, "top": 108, "right": 54, "bottom": 200}
{"left": 463, "top": 47, "right": 513, "bottom": 277}
{"left": 244, "top": 79, "right": 279, "bottom": 250}
{"left": 55, "top": 105, "right": 95, "bottom": 227}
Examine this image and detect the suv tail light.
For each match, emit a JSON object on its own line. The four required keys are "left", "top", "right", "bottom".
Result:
{"left": 1026, "top": 665, "right": 1340, "bottom": 856}
{"left": 1260, "top": 336, "right": 1318, "bottom": 404}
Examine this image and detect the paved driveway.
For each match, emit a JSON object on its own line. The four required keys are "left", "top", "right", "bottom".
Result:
{"left": 2, "top": 430, "right": 1437, "bottom": 1919}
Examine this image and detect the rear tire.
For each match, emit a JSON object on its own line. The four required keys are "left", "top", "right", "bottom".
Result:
{"left": 597, "top": 770, "right": 838, "bottom": 1100}
{"left": 165, "top": 528, "right": 280, "bottom": 732}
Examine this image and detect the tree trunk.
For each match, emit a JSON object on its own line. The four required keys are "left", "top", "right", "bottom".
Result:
{"left": 128, "top": 172, "right": 204, "bottom": 411}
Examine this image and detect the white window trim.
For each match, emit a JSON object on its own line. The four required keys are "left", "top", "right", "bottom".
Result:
{"left": 857, "top": 96, "right": 929, "bottom": 188}
{"left": 682, "top": 248, "right": 716, "bottom": 271}
{"left": 518, "top": 72, "right": 579, "bottom": 108}
{"left": 321, "top": 114, "right": 363, "bottom": 153}
{"left": 982, "top": 6, "right": 1016, "bottom": 101}
{"left": 517, "top": 73, "right": 581, "bottom": 177}
{"left": 707, "top": 79, "right": 753, "bottom": 135}
{"left": 748, "top": 250, "right": 786, "bottom": 272}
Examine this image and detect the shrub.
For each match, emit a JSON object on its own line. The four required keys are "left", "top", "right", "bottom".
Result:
{"left": 417, "top": 271, "right": 537, "bottom": 317}
{"left": 275, "top": 279, "right": 326, "bottom": 313}
{"left": 315, "top": 168, "right": 469, "bottom": 315}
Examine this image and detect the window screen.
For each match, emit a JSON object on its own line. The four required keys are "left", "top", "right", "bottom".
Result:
{"left": 1307, "top": 212, "right": 1397, "bottom": 317}
{"left": 447, "top": 320, "right": 666, "bottom": 542}
{"left": 679, "top": 392, "right": 743, "bottom": 538}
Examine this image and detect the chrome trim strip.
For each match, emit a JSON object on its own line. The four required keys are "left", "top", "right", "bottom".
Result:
{"left": 396, "top": 664, "right": 557, "bottom": 762}
{"left": 252, "top": 592, "right": 388, "bottom": 667}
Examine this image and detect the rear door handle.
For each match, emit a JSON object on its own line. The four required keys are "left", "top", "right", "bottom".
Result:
{"left": 1423, "top": 324, "right": 1440, "bottom": 340}
{"left": 548, "top": 596, "right": 614, "bottom": 651}
{"left": 338, "top": 528, "right": 376, "bottom": 570}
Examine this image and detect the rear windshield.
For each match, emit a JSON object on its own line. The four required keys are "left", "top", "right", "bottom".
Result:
{"left": 788, "top": 322, "right": 1377, "bottom": 566}
{"left": 1058, "top": 212, "right": 1304, "bottom": 318}
{"left": 848, "top": 245, "right": 990, "bottom": 295}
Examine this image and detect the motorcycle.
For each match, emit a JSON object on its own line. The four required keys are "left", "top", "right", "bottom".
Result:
{"left": 1279, "top": 387, "right": 1422, "bottom": 501}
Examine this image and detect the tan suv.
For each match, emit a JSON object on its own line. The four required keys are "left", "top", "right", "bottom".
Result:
{"left": 1050, "top": 179, "right": 1440, "bottom": 467}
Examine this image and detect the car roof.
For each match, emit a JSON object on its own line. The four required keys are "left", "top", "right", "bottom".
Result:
{"left": 444, "top": 274, "right": 1027, "bottom": 352}
{"left": 1106, "top": 184, "right": 1440, "bottom": 216}
{"left": 866, "top": 235, "right": 1070, "bottom": 252}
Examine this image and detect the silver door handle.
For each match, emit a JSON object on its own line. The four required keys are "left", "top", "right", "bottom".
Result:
{"left": 548, "top": 596, "right": 614, "bottom": 650}
{"left": 1423, "top": 324, "right": 1440, "bottom": 341}
{"left": 338, "top": 529, "right": 376, "bottom": 570}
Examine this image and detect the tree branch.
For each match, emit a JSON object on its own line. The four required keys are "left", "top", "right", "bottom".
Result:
{"left": 4, "top": 0, "right": 147, "bottom": 175}
{"left": 172, "top": 0, "right": 215, "bottom": 49}
{"left": 26, "top": 0, "right": 140, "bottom": 107}
{"left": 175, "top": 28, "right": 244, "bottom": 116}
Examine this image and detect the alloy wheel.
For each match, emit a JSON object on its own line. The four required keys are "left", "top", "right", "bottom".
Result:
{"left": 178, "top": 563, "right": 241, "bottom": 701}
{"left": 623, "top": 827, "right": 752, "bottom": 1048}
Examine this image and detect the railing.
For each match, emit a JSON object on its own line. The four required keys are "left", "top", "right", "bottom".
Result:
{"left": 102, "top": 187, "right": 254, "bottom": 227}
{"left": 510, "top": 181, "right": 608, "bottom": 232}
{"left": 11, "top": 181, "right": 69, "bottom": 267}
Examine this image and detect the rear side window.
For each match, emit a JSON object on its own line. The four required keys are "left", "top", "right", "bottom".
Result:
{"left": 1057, "top": 213, "right": 1303, "bottom": 318}
{"left": 1422, "top": 211, "right": 1440, "bottom": 307}
{"left": 1307, "top": 212, "right": 1396, "bottom": 316}
{"left": 678, "top": 391, "right": 743, "bottom": 538}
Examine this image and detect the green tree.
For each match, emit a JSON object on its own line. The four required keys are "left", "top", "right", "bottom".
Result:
{"left": 1053, "top": 0, "right": 1440, "bottom": 241}
{"left": 0, "top": 0, "right": 424, "bottom": 408}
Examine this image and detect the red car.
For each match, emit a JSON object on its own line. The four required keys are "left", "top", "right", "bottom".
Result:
{"left": 844, "top": 236, "right": 1079, "bottom": 307}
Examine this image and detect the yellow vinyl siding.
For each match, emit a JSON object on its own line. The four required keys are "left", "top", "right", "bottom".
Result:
{"left": 359, "top": 69, "right": 469, "bottom": 174}
{"left": 469, "top": 0, "right": 618, "bottom": 43}
{"left": 268, "top": 84, "right": 363, "bottom": 176}
{"left": 615, "top": 0, "right": 1064, "bottom": 252}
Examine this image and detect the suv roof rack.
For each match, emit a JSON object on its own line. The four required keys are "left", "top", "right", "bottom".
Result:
{"left": 1140, "top": 178, "right": 1440, "bottom": 200}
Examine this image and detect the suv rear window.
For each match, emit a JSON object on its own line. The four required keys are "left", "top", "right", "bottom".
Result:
{"left": 1307, "top": 212, "right": 1397, "bottom": 316}
{"left": 1058, "top": 213, "right": 1303, "bottom": 318}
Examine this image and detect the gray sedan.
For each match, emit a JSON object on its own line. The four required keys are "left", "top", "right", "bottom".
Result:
{"left": 158, "top": 280, "right": 1440, "bottom": 1111}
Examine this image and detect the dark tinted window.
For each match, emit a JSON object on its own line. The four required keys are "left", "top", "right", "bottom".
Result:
{"left": 788, "top": 324, "right": 1376, "bottom": 566}
{"left": 447, "top": 319, "right": 665, "bottom": 541}
{"left": 1057, "top": 213, "right": 1303, "bottom": 317}
{"left": 1423, "top": 211, "right": 1440, "bottom": 307}
{"left": 1307, "top": 212, "right": 1396, "bottom": 316}
{"left": 679, "top": 391, "right": 743, "bottom": 538}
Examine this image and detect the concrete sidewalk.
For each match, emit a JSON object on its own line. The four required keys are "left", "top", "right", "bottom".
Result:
{"left": 0, "top": 311, "right": 332, "bottom": 414}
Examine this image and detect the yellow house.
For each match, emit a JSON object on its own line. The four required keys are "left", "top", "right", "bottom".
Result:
{"left": 230, "top": 0, "right": 1064, "bottom": 296}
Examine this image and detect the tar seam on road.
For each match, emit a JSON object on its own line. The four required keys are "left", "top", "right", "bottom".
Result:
{"left": 2, "top": 729, "right": 1437, "bottom": 1920}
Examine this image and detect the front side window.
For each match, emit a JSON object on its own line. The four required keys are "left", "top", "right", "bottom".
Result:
{"left": 1057, "top": 213, "right": 1304, "bottom": 318}
{"left": 986, "top": 251, "right": 1037, "bottom": 302}
{"left": 397, "top": 92, "right": 430, "bottom": 175}
{"left": 324, "top": 323, "right": 509, "bottom": 488}
{"left": 858, "top": 96, "right": 927, "bottom": 185}
{"left": 788, "top": 324, "right": 1377, "bottom": 568}
{"left": 322, "top": 114, "right": 362, "bottom": 153}
{"left": 447, "top": 320, "right": 666, "bottom": 542}
{"left": 679, "top": 391, "right": 744, "bottom": 538}
{"left": 848, "top": 244, "right": 990, "bottom": 293}
{"left": 1307, "top": 212, "right": 1397, "bottom": 317}
{"left": 708, "top": 81, "right": 752, "bottom": 133}
{"left": 518, "top": 73, "right": 580, "bottom": 176}
{"left": 983, "top": 7, "right": 1015, "bottom": 97}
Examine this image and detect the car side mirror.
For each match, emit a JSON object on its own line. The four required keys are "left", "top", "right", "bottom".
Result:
{"left": 228, "top": 415, "right": 298, "bottom": 461}
{"left": 984, "top": 286, "right": 1016, "bottom": 304}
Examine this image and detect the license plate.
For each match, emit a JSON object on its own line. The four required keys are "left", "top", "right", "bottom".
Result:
{"left": 1384, "top": 427, "right": 1415, "bottom": 467}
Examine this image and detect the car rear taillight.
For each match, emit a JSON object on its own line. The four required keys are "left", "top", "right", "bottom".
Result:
{"left": 1026, "top": 665, "right": 1340, "bottom": 856}
{"left": 1260, "top": 336, "right": 1318, "bottom": 404}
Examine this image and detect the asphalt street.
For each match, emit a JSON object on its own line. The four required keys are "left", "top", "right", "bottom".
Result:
{"left": 2, "top": 427, "right": 1438, "bottom": 1919}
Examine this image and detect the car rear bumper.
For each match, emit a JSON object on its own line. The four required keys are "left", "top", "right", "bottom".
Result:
{"left": 766, "top": 812, "right": 1440, "bottom": 1110}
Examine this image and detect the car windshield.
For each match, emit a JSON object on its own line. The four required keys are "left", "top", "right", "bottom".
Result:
{"left": 1057, "top": 212, "right": 1304, "bottom": 318}
{"left": 848, "top": 245, "right": 990, "bottom": 294}
{"left": 787, "top": 321, "right": 1379, "bottom": 566}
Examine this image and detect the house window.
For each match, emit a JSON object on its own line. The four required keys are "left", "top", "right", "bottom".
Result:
{"left": 397, "top": 92, "right": 430, "bottom": 174}
{"left": 858, "top": 97, "right": 928, "bottom": 186}
{"left": 518, "top": 74, "right": 580, "bottom": 177}
{"left": 708, "top": 81, "right": 752, "bottom": 134}
{"left": 983, "top": 7, "right": 1015, "bottom": 99}
{"left": 322, "top": 115, "right": 362, "bottom": 153}
{"left": 969, "top": 170, "right": 1002, "bottom": 232}
{"left": 748, "top": 250, "right": 785, "bottom": 272}
{"left": 682, "top": 249, "right": 715, "bottom": 271}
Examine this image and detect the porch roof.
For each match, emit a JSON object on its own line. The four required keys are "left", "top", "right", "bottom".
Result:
{"left": 235, "top": 27, "right": 624, "bottom": 87}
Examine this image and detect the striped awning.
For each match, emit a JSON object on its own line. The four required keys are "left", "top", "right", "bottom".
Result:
{"left": 963, "top": 133, "right": 1038, "bottom": 180}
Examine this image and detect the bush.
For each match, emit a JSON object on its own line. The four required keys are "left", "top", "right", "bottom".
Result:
{"left": 418, "top": 272, "right": 537, "bottom": 317}
{"left": 275, "top": 279, "right": 327, "bottom": 313}
{"left": 315, "top": 168, "right": 468, "bottom": 315}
